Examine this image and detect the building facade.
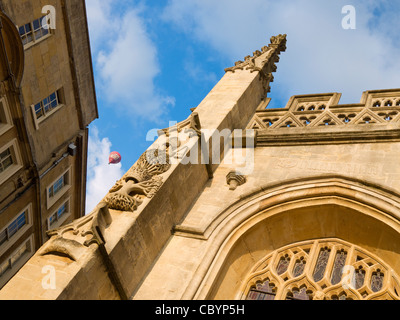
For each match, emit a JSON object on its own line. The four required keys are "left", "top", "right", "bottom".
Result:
{"left": 1, "top": 34, "right": 400, "bottom": 300}
{"left": 0, "top": 0, "right": 97, "bottom": 288}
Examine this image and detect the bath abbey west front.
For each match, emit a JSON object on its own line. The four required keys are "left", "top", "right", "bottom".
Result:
{"left": 2, "top": 33, "right": 400, "bottom": 300}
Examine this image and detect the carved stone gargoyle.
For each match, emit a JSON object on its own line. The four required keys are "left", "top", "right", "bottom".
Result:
{"left": 105, "top": 148, "right": 171, "bottom": 212}
{"left": 39, "top": 202, "right": 112, "bottom": 262}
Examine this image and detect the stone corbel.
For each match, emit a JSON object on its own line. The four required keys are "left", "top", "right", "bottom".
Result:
{"left": 226, "top": 171, "right": 247, "bottom": 190}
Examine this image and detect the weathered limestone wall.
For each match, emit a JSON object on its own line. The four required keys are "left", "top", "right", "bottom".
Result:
{"left": 133, "top": 139, "right": 400, "bottom": 300}
{"left": 133, "top": 85, "right": 400, "bottom": 300}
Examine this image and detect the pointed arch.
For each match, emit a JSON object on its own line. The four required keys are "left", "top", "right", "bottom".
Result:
{"left": 180, "top": 175, "right": 400, "bottom": 300}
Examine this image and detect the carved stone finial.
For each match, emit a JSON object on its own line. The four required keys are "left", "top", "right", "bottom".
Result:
{"left": 224, "top": 33, "right": 287, "bottom": 74}
{"left": 269, "top": 34, "right": 287, "bottom": 53}
{"left": 226, "top": 171, "right": 247, "bottom": 190}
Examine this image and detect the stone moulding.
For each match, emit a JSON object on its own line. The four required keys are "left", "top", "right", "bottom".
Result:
{"left": 173, "top": 175, "right": 400, "bottom": 241}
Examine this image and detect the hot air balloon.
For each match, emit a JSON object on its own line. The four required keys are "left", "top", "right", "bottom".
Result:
{"left": 109, "top": 151, "right": 121, "bottom": 164}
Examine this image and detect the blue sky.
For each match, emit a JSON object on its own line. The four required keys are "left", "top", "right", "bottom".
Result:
{"left": 84, "top": 0, "right": 400, "bottom": 213}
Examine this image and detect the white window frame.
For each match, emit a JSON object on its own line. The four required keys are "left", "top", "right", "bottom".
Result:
{"left": 31, "top": 89, "right": 64, "bottom": 130}
{"left": 0, "top": 97, "right": 13, "bottom": 136}
{"left": 0, "top": 235, "right": 34, "bottom": 288}
{"left": 0, "top": 204, "right": 32, "bottom": 257}
{"left": 46, "top": 167, "right": 72, "bottom": 210}
{"left": 0, "top": 139, "right": 23, "bottom": 185}
{"left": 47, "top": 197, "right": 71, "bottom": 230}
{"left": 18, "top": 15, "right": 52, "bottom": 50}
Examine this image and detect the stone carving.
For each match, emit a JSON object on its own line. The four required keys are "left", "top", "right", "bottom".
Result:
{"left": 40, "top": 202, "right": 112, "bottom": 261}
{"left": 158, "top": 111, "right": 202, "bottom": 138}
{"left": 224, "top": 34, "right": 286, "bottom": 98}
{"left": 313, "top": 291, "right": 326, "bottom": 300}
{"left": 247, "top": 90, "right": 400, "bottom": 133}
{"left": 226, "top": 171, "right": 247, "bottom": 190}
{"left": 224, "top": 34, "right": 287, "bottom": 74}
{"left": 105, "top": 148, "right": 171, "bottom": 212}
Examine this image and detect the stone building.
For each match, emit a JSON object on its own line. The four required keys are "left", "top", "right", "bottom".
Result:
{"left": 0, "top": 0, "right": 97, "bottom": 288}
{"left": 1, "top": 33, "right": 400, "bottom": 300}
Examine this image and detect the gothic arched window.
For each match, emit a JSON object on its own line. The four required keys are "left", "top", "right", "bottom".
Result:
{"left": 244, "top": 239, "right": 400, "bottom": 300}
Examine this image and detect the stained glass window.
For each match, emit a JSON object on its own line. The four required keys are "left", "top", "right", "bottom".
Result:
{"left": 331, "top": 250, "right": 347, "bottom": 285}
{"left": 332, "top": 293, "right": 348, "bottom": 300}
{"left": 293, "top": 257, "right": 306, "bottom": 277}
{"left": 371, "top": 271, "right": 384, "bottom": 292}
{"left": 354, "top": 267, "right": 365, "bottom": 290}
{"left": 243, "top": 240, "right": 400, "bottom": 300}
{"left": 313, "top": 248, "right": 330, "bottom": 282}
{"left": 276, "top": 254, "right": 290, "bottom": 275}
{"left": 246, "top": 279, "right": 276, "bottom": 300}
{"left": 286, "top": 287, "right": 310, "bottom": 300}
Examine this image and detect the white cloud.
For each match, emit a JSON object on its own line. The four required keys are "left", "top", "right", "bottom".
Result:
{"left": 85, "top": 126, "right": 124, "bottom": 214}
{"left": 86, "top": 0, "right": 175, "bottom": 122}
{"left": 85, "top": 1, "right": 176, "bottom": 212}
{"left": 162, "top": 0, "right": 400, "bottom": 104}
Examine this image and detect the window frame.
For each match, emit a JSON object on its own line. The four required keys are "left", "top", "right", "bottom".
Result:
{"left": 18, "top": 15, "right": 52, "bottom": 49}
{"left": 46, "top": 167, "right": 72, "bottom": 210}
{"left": 0, "top": 139, "right": 23, "bottom": 185}
{"left": 0, "top": 204, "right": 32, "bottom": 257}
{"left": 31, "top": 89, "right": 64, "bottom": 130}
{"left": 47, "top": 197, "right": 71, "bottom": 230}
{"left": 0, "top": 235, "right": 34, "bottom": 288}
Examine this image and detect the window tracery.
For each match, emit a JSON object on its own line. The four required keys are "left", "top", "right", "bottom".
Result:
{"left": 244, "top": 239, "right": 400, "bottom": 300}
